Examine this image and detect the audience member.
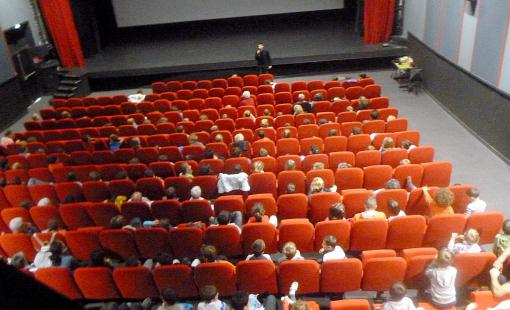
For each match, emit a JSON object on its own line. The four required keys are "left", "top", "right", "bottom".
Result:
{"left": 327, "top": 202, "right": 345, "bottom": 221}
{"left": 247, "top": 203, "right": 278, "bottom": 227}
{"left": 252, "top": 161, "right": 264, "bottom": 173}
{"left": 157, "top": 288, "right": 189, "bottom": 310}
{"left": 382, "top": 282, "right": 422, "bottom": 310}
{"left": 49, "top": 240, "right": 78, "bottom": 269}
{"left": 210, "top": 210, "right": 242, "bottom": 232}
{"left": 277, "top": 242, "right": 304, "bottom": 263}
{"left": 246, "top": 239, "right": 271, "bottom": 261}
{"left": 387, "top": 199, "right": 406, "bottom": 221}
{"left": 191, "top": 245, "right": 226, "bottom": 267}
{"left": 447, "top": 229, "right": 481, "bottom": 255}
{"left": 494, "top": 220, "right": 510, "bottom": 256}
{"left": 423, "top": 186, "right": 454, "bottom": 217}
{"left": 109, "top": 134, "right": 123, "bottom": 152}
{"left": 179, "top": 163, "right": 194, "bottom": 181}
{"left": 198, "top": 285, "right": 227, "bottom": 310}
{"left": 353, "top": 197, "right": 387, "bottom": 221}
{"left": 464, "top": 187, "right": 486, "bottom": 215}
{"left": 425, "top": 249, "right": 457, "bottom": 309}
{"left": 319, "top": 235, "right": 346, "bottom": 262}
{"left": 295, "top": 94, "right": 312, "bottom": 113}
{"left": 190, "top": 186, "right": 206, "bottom": 200}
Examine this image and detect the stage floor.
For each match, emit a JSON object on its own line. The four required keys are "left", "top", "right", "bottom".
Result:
{"left": 85, "top": 10, "right": 407, "bottom": 79}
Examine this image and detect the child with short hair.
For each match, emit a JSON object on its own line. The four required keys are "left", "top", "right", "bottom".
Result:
{"left": 387, "top": 200, "right": 406, "bottom": 222}
{"left": 246, "top": 239, "right": 271, "bottom": 261}
{"left": 425, "top": 249, "right": 457, "bottom": 309}
{"left": 319, "top": 235, "right": 346, "bottom": 262}
{"left": 464, "top": 187, "right": 487, "bottom": 215}
{"left": 381, "top": 282, "right": 422, "bottom": 310}
{"left": 247, "top": 203, "right": 277, "bottom": 227}
{"left": 447, "top": 228, "right": 481, "bottom": 255}
{"left": 198, "top": 285, "right": 228, "bottom": 310}
{"left": 278, "top": 241, "right": 304, "bottom": 263}
{"left": 494, "top": 219, "right": 510, "bottom": 256}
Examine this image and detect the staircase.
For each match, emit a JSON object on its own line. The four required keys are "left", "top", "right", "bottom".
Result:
{"left": 53, "top": 68, "right": 90, "bottom": 99}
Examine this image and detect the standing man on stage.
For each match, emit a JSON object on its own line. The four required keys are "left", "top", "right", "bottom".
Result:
{"left": 255, "top": 43, "right": 272, "bottom": 74}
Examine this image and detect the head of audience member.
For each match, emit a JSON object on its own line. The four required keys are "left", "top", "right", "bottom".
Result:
{"left": 263, "top": 109, "right": 271, "bottom": 116}
{"left": 389, "top": 282, "right": 407, "bottom": 302}
{"left": 381, "top": 137, "right": 395, "bottom": 150}
{"left": 175, "top": 125, "right": 185, "bottom": 133}
{"left": 387, "top": 115, "right": 396, "bottom": 122}
{"left": 231, "top": 291, "right": 249, "bottom": 310}
{"left": 198, "top": 114, "right": 208, "bottom": 121}
{"left": 297, "top": 93, "right": 306, "bottom": 102}
{"left": 144, "top": 169, "right": 155, "bottom": 178}
{"left": 283, "top": 129, "right": 292, "bottom": 138}
{"left": 313, "top": 93, "right": 324, "bottom": 101}
{"left": 189, "top": 134, "right": 201, "bottom": 145}
{"left": 9, "top": 252, "right": 29, "bottom": 270}
{"left": 286, "top": 183, "right": 296, "bottom": 194}
{"left": 503, "top": 220, "right": 510, "bottom": 235}
{"left": 388, "top": 199, "right": 401, "bottom": 217}
{"left": 311, "top": 162, "right": 325, "bottom": 170}
{"left": 210, "top": 125, "right": 218, "bottom": 132}
{"left": 217, "top": 211, "right": 231, "bottom": 225}
{"left": 358, "top": 96, "right": 369, "bottom": 110}
{"left": 463, "top": 228, "right": 480, "bottom": 245}
{"left": 351, "top": 126, "right": 361, "bottom": 135}
{"left": 125, "top": 256, "right": 141, "bottom": 267}
{"left": 234, "top": 133, "right": 244, "bottom": 143}
{"left": 49, "top": 240, "right": 68, "bottom": 266}
{"left": 45, "top": 218, "right": 60, "bottom": 232}
{"left": 242, "top": 91, "right": 251, "bottom": 99}
{"left": 364, "top": 196, "right": 378, "bottom": 211}
{"left": 88, "top": 170, "right": 102, "bottom": 181}
{"left": 130, "top": 137, "right": 141, "bottom": 149}
{"left": 257, "top": 130, "right": 265, "bottom": 140}
{"left": 230, "top": 147, "right": 242, "bottom": 158}
{"left": 318, "top": 118, "right": 328, "bottom": 125}
{"left": 400, "top": 139, "right": 414, "bottom": 150}
{"left": 161, "top": 288, "right": 180, "bottom": 308}
{"left": 322, "top": 235, "right": 337, "bottom": 252}
{"left": 180, "top": 163, "right": 193, "bottom": 176}
{"left": 154, "top": 252, "right": 174, "bottom": 266}
{"left": 9, "top": 217, "right": 24, "bottom": 233}
{"left": 310, "top": 177, "right": 325, "bottom": 194}
{"left": 129, "top": 157, "right": 140, "bottom": 164}
{"left": 200, "top": 285, "right": 219, "bottom": 304}
{"left": 252, "top": 161, "right": 264, "bottom": 173}
{"left": 293, "top": 104, "right": 304, "bottom": 115}
{"left": 258, "top": 148, "right": 269, "bottom": 157}
{"left": 310, "top": 145, "right": 321, "bottom": 154}
{"left": 328, "top": 129, "right": 338, "bottom": 136}
{"left": 466, "top": 187, "right": 480, "bottom": 202}
{"left": 19, "top": 199, "right": 33, "bottom": 210}
{"left": 346, "top": 105, "right": 354, "bottom": 112}
{"left": 109, "top": 134, "right": 120, "bottom": 143}
{"left": 231, "top": 164, "right": 243, "bottom": 174}
{"left": 8, "top": 177, "right": 22, "bottom": 186}
{"left": 282, "top": 242, "right": 299, "bottom": 260}
{"left": 199, "top": 164, "right": 213, "bottom": 176}
{"left": 399, "top": 158, "right": 411, "bottom": 165}
{"left": 337, "top": 162, "right": 352, "bottom": 169}
{"left": 303, "top": 118, "right": 311, "bottom": 125}
{"left": 434, "top": 188, "right": 455, "bottom": 207}
{"left": 251, "top": 239, "right": 266, "bottom": 257}
{"left": 89, "top": 250, "right": 109, "bottom": 267}
{"left": 212, "top": 134, "right": 223, "bottom": 143}
{"left": 243, "top": 110, "right": 252, "bottom": 118}
{"left": 158, "top": 117, "right": 169, "bottom": 124}
{"left": 329, "top": 202, "right": 345, "bottom": 220}
{"left": 130, "top": 191, "right": 146, "bottom": 202}
{"left": 110, "top": 215, "right": 126, "bottom": 229}
{"left": 290, "top": 301, "right": 310, "bottom": 310}
{"left": 251, "top": 203, "right": 265, "bottom": 222}
{"left": 201, "top": 245, "right": 218, "bottom": 263}
{"left": 259, "top": 119, "right": 269, "bottom": 128}
{"left": 436, "top": 248, "right": 454, "bottom": 268}
{"left": 370, "top": 110, "right": 379, "bottom": 120}
{"left": 285, "top": 159, "right": 296, "bottom": 171}
{"left": 190, "top": 186, "right": 203, "bottom": 199}
{"left": 384, "top": 178, "right": 401, "bottom": 190}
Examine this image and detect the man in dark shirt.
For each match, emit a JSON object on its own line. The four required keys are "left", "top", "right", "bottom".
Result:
{"left": 255, "top": 43, "right": 272, "bottom": 74}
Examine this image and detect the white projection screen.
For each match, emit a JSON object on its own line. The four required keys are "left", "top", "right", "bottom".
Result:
{"left": 112, "top": 0, "right": 345, "bottom": 28}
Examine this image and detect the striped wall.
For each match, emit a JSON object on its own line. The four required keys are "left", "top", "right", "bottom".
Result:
{"left": 404, "top": 0, "right": 510, "bottom": 94}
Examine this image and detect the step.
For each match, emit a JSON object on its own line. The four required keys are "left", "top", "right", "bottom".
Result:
{"left": 57, "top": 85, "right": 78, "bottom": 93}
{"left": 53, "top": 92, "right": 76, "bottom": 99}
{"left": 58, "top": 72, "right": 81, "bottom": 80}
{"left": 60, "top": 79, "right": 81, "bottom": 86}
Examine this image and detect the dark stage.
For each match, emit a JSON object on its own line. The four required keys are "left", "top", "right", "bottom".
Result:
{"left": 84, "top": 10, "right": 407, "bottom": 90}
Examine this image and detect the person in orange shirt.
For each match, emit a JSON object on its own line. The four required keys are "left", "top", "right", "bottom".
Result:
{"left": 423, "top": 186, "right": 455, "bottom": 217}
{"left": 353, "top": 196, "right": 387, "bottom": 221}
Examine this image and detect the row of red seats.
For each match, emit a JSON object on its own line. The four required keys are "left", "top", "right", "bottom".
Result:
{"left": 0, "top": 184, "right": 475, "bottom": 235}
{"left": 1, "top": 210, "right": 502, "bottom": 264}
{"left": 0, "top": 160, "right": 451, "bottom": 207}
{"left": 34, "top": 248, "right": 495, "bottom": 302}
{"left": 151, "top": 75, "right": 374, "bottom": 93}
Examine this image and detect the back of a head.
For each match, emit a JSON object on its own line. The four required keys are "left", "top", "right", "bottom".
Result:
{"left": 387, "top": 199, "right": 401, "bottom": 216}
{"left": 385, "top": 178, "right": 401, "bottom": 190}
{"left": 232, "top": 164, "right": 243, "bottom": 174}
{"left": 503, "top": 219, "right": 510, "bottom": 235}
{"left": 251, "top": 239, "right": 266, "bottom": 256}
{"left": 161, "top": 288, "right": 179, "bottom": 306}
{"left": 389, "top": 282, "right": 407, "bottom": 302}
{"left": 365, "top": 196, "right": 378, "bottom": 211}
{"left": 323, "top": 235, "right": 337, "bottom": 247}
{"left": 290, "top": 301, "right": 310, "bottom": 310}
{"left": 252, "top": 203, "right": 265, "bottom": 221}
{"left": 466, "top": 187, "right": 480, "bottom": 198}
{"left": 200, "top": 285, "right": 218, "bottom": 303}
{"left": 285, "top": 159, "right": 296, "bottom": 170}
{"left": 464, "top": 228, "right": 480, "bottom": 245}
{"left": 434, "top": 188, "right": 455, "bottom": 207}
{"left": 100, "top": 302, "right": 120, "bottom": 310}
{"left": 436, "top": 248, "right": 454, "bottom": 268}
{"left": 283, "top": 241, "right": 297, "bottom": 259}
{"left": 217, "top": 210, "right": 231, "bottom": 225}
{"left": 329, "top": 202, "right": 345, "bottom": 220}
{"left": 202, "top": 245, "right": 218, "bottom": 262}
{"left": 110, "top": 215, "right": 125, "bottom": 229}
{"left": 191, "top": 185, "right": 202, "bottom": 198}
{"left": 231, "top": 291, "right": 249, "bottom": 310}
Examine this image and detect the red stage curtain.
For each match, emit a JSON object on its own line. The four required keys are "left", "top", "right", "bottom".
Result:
{"left": 39, "top": 0, "right": 85, "bottom": 68}
{"left": 364, "top": 0, "right": 396, "bottom": 44}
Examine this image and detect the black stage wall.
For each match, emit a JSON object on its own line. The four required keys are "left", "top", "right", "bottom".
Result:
{"left": 407, "top": 34, "right": 510, "bottom": 163}
{"left": 0, "top": 77, "right": 30, "bottom": 132}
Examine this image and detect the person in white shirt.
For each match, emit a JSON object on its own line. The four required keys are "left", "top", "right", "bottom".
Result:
{"left": 197, "top": 285, "right": 228, "bottom": 310}
{"left": 246, "top": 239, "right": 271, "bottom": 261}
{"left": 425, "top": 249, "right": 457, "bottom": 308}
{"left": 190, "top": 186, "right": 205, "bottom": 201}
{"left": 447, "top": 229, "right": 482, "bottom": 255}
{"left": 382, "top": 282, "right": 423, "bottom": 310}
{"left": 319, "top": 235, "right": 346, "bottom": 262}
{"left": 387, "top": 199, "right": 406, "bottom": 222}
{"left": 0, "top": 130, "right": 15, "bottom": 147}
{"left": 277, "top": 242, "right": 304, "bottom": 264}
{"left": 464, "top": 187, "right": 487, "bottom": 215}
{"left": 128, "top": 90, "right": 146, "bottom": 103}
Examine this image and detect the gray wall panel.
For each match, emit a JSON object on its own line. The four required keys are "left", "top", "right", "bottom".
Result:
{"left": 424, "top": 0, "right": 441, "bottom": 48}
{"left": 471, "top": 0, "right": 510, "bottom": 84}
{"left": 439, "top": 0, "right": 463, "bottom": 62}
{"left": 0, "top": 28, "right": 15, "bottom": 84}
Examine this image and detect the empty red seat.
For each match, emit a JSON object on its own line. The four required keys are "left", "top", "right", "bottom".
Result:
{"left": 361, "top": 257, "right": 406, "bottom": 292}
{"left": 153, "top": 265, "right": 198, "bottom": 298}
{"left": 363, "top": 165, "right": 393, "bottom": 190}
{"left": 421, "top": 161, "right": 452, "bottom": 187}
{"left": 278, "top": 219, "right": 314, "bottom": 252}
{"left": 321, "top": 259, "right": 362, "bottom": 294}
{"left": 330, "top": 300, "right": 370, "bottom": 310}
{"left": 181, "top": 200, "right": 214, "bottom": 223}
{"left": 241, "top": 223, "right": 278, "bottom": 255}
{"left": 386, "top": 215, "right": 427, "bottom": 250}
{"left": 465, "top": 211, "right": 504, "bottom": 244}
{"left": 278, "top": 260, "right": 320, "bottom": 295}
{"left": 169, "top": 227, "right": 203, "bottom": 260}
{"left": 0, "top": 233, "right": 37, "bottom": 262}
{"left": 194, "top": 262, "right": 237, "bottom": 297}
{"left": 237, "top": 260, "right": 278, "bottom": 294}
{"left": 99, "top": 229, "right": 139, "bottom": 260}
{"left": 83, "top": 181, "right": 111, "bottom": 202}
{"left": 277, "top": 193, "right": 309, "bottom": 220}
{"left": 350, "top": 219, "right": 388, "bottom": 251}
{"left": 74, "top": 267, "right": 120, "bottom": 300}
{"left": 136, "top": 177, "right": 165, "bottom": 200}
{"left": 204, "top": 225, "right": 242, "bottom": 257}
{"left": 113, "top": 267, "right": 159, "bottom": 299}
{"left": 423, "top": 214, "right": 467, "bottom": 248}
{"left": 66, "top": 229, "right": 102, "bottom": 261}
{"left": 35, "top": 268, "right": 83, "bottom": 300}
{"left": 309, "top": 192, "right": 342, "bottom": 224}
{"left": 59, "top": 203, "right": 95, "bottom": 230}
{"left": 134, "top": 228, "right": 170, "bottom": 259}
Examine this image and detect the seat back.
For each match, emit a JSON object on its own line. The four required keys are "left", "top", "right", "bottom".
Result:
{"left": 277, "top": 193, "right": 309, "bottom": 220}
{"left": 134, "top": 228, "right": 171, "bottom": 259}
{"left": 321, "top": 258, "right": 363, "bottom": 293}
{"left": 153, "top": 265, "right": 198, "bottom": 298}
{"left": 66, "top": 230, "right": 102, "bottom": 261}
{"left": 423, "top": 214, "right": 467, "bottom": 248}
{"left": 169, "top": 227, "right": 203, "bottom": 259}
{"left": 74, "top": 267, "right": 120, "bottom": 300}
{"left": 386, "top": 215, "right": 427, "bottom": 250}
{"left": 308, "top": 192, "right": 342, "bottom": 224}
{"left": 465, "top": 211, "right": 504, "bottom": 244}
{"left": 278, "top": 260, "right": 320, "bottom": 295}
{"left": 241, "top": 223, "right": 278, "bottom": 255}
{"left": 330, "top": 300, "right": 371, "bottom": 310}
{"left": 204, "top": 225, "right": 242, "bottom": 257}
{"left": 194, "top": 262, "right": 237, "bottom": 297}
{"left": 99, "top": 229, "right": 139, "bottom": 260}
{"left": 113, "top": 267, "right": 159, "bottom": 299}
{"left": 278, "top": 219, "right": 314, "bottom": 252}
{"left": 314, "top": 220, "right": 351, "bottom": 251}
{"left": 350, "top": 219, "right": 388, "bottom": 251}
{"left": 454, "top": 252, "right": 496, "bottom": 287}
{"left": 361, "top": 257, "right": 407, "bottom": 291}
{"left": 35, "top": 267, "right": 83, "bottom": 300}
{"left": 237, "top": 260, "right": 278, "bottom": 294}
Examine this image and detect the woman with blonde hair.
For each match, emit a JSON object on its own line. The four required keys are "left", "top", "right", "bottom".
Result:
{"left": 293, "top": 104, "right": 304, "bottom": 116}
{"left": 380, "top": 137, "right": 395, "bottom": 153}
{"left": 252, "top": 160, "right": 264, "bottom": 173}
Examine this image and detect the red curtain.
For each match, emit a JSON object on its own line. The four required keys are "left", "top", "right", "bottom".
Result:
{"left": 364, "top": 0, "right": 396, "bottom": 44}
{"left": 39, "top": 0, "right": 85, "bottom": 68}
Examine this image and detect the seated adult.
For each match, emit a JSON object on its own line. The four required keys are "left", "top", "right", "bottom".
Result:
{"left": 308, "top": 177, "right": 337, "bottom": 197}
{"left": 191, "top": 245, "right": 227, "bottom": 267}
{"left": 326, "top": 202, "right": 345, "bottom": 221}
{"left": 387, "top": 199, "right": 406, "bottom": 221}
{"left": 423, "top": 186, "right": 454, "bottom": 217}
{"left": 353, "top": 196, "right": 387, "bottom": 221}
{"left": 319, "top": 235, "right": 346, "bottom": 262}
{"left": 247, "top": 203, "right": 278, "bottom": 227}
{"left": 209, "top": 210, "right": 242, "bottom": 233}
{"left": 294, "top": 93, "right": 312, "bottom": 113}
{"left": 128, "top": 191, "right": 152, "bottom": 205}
{"left": 239, "top": 91, "right": 255, "bottom": 106}
{"left": 276, "top": 241, "right": 304, "bottom": 264}
{"left": 246, "top": 239, "right": 271, "bottom": 261}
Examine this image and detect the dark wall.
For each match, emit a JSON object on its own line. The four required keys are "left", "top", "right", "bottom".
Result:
{"left": 0, "top": 77, "right": 30, "bottom": 132}
{"left": 407, "top": 34, "right": 510, "bottom": 163}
